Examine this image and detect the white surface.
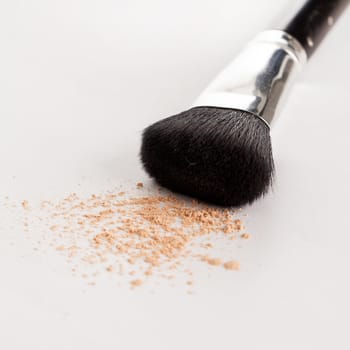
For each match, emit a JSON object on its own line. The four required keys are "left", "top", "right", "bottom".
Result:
{"left": 0, "top": 0, "right": 350, "bottom": 349}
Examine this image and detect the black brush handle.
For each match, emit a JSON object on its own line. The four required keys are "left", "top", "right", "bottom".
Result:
{"left": 284, "top": 0, "right": 349, "bottom": 57}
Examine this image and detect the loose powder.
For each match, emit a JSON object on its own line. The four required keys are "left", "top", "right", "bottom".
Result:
{"left": 15, "top": 184, "right": 251, "bottom": 290}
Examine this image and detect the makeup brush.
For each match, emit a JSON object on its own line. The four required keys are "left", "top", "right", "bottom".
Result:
{"left": 141, "top": 0, "right": 349, "bottom": 207}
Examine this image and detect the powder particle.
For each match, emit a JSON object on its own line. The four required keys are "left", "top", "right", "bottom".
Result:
{"left": 22, "top": 200, "right": 29, "bottom": 210}
{"left": 127, "top": 257, "right": 135, "bottom": 264}
{"left": 144, "top": 268, "right": 153, "bottom": 276}
{"left": 202, "top": 256, "right": 222, "bottom": 266}
{"left": 136, "top": 182, "right": 143, "bottom": 189}
{"left": 241, "top": 233, "right": 251, "bottom": 239}
{"left": 234, "top": 219, "right": 243, "bottom": 231}
{"left": 223, "top": 260, "right": 240, "bottom": 271}
{"left": 130, "top": 279, "right": 143, "bottom": 288}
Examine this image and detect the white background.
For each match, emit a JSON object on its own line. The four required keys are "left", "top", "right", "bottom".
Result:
{"left": 0, "top": 0, "right": 350, "bottom": 349}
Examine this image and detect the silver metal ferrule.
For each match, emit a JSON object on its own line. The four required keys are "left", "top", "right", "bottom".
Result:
{"left": 192, "top": 30, "right": 307, "bottom": 126}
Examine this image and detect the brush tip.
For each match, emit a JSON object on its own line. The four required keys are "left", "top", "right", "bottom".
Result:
{"left": 140, "top": 107, "right": 274, "bottom": 207}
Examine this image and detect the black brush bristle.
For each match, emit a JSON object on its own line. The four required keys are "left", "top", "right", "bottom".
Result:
{"left": 140, "top": 107, "right": 274, "bottom": 207}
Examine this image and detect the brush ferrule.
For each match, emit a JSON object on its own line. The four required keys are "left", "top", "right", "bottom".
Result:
{"left": 192, "top": 30, "right": 307, "bottom": 126}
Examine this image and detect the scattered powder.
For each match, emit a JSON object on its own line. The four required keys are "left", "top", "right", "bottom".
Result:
{"left": 16, "top": 183, "right": 249, "bottom": 290}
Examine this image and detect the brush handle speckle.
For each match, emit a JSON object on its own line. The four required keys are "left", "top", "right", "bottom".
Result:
{"left": 284, "top": 0, "right": 349, "bottom": 57}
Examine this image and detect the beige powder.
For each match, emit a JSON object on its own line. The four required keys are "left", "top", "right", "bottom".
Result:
{"left": 19, "top": 183, "right": 248, "bottom": 290}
